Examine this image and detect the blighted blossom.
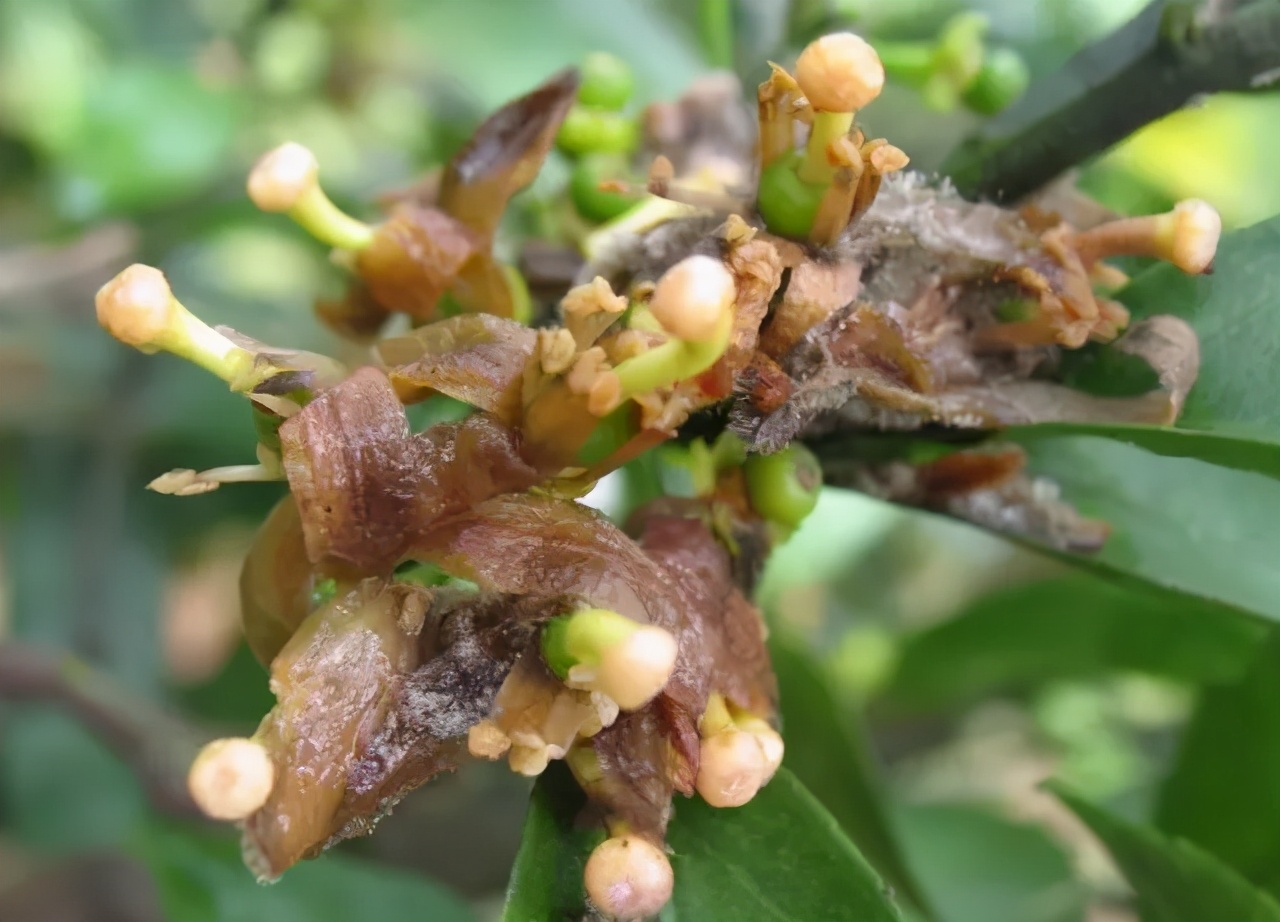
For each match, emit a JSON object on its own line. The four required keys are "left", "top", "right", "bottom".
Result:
{"left": 95, "top": 27, "right": 1225, "bottom": 919}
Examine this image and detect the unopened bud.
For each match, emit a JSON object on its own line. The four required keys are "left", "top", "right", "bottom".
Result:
{"left": 695, "top": 729, "right": 767, "bottom": 808}
{"left": 188, "top": 737, "right": 275, "bottom": 821}
{"left": 584, "top": 834, "right": 674, "bottom": 920}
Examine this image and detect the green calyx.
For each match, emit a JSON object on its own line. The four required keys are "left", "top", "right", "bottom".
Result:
{"left": 744, "top": 443, "right": 823, "bottom": 530}
{"left": 541, "top": 607, "right": 637, "bottom": 678}
{"left": 756, "top": 151, "right": 827, "bottom": 240}
{"left": 578, "top": 52, "right": 635, "bottom": 111}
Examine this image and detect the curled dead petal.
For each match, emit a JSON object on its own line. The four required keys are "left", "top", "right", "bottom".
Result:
{"left": 353, "top": 204, "right": 481, "bottom": 321}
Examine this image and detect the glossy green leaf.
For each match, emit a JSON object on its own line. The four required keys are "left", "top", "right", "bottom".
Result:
{"left": 1156, "top": 630, "right": 1280, "bottom": 897}
{"left": 1017, "top": 435, "right": 1280, "bottom": 623}
{"left": 772, "top": 638, "right": 932, "bottom": 916}
{"left": 501, "top": 763, "right": 599, "bottom": 922}
{"left": 1010, "top": 215, "right": 1280, "bottom": 479}
{"left": 893, "top": 803, "right": 1084, "bottom": 922}
{"left": 1050, "top": 783, "right": 1280, "bottom": 922}
{"left": 888, "top": 575, "right": 1265, "bottom": 711}
{"left": 665, "top": 769, "right": 904, "bottom": 922}
{"left": 134, "top": 823, "right": 475, "bottom": 922}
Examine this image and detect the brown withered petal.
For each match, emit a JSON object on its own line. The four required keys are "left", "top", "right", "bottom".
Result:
{"left": 408, "top": 494, "right": 776, "bottom": 825}
{"left": 355, "top": 204, "right": 481, "bottom": 322}
{"left": 279, "top": 367, "right": 540, "bottom": 573}
{"left": 758, "top": 257, "right": 862, "bottom": 359}
{"left": 240, "top": 495, "right": 330, "bottom": 666}
{"left": 242, "top": 579, "right": 426, "bottom": 879}
{"left": 438, "top": 68, "right": 580, "bottom": 240}
{"left": 314, "top": 283, "right": 393, "bottom": 341}
{"left": 217, "top": 327, "right": 348, "bottom": 398}
{"left": 376, "top": 313, "right": 536, "bottom": 424}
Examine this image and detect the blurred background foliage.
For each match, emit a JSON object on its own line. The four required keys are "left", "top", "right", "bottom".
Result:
{"left": 2, "top": 0, "right": 1278, "bottom": 920}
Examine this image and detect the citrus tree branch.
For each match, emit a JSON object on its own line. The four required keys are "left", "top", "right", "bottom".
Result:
{"left": 940, "top": 0, "right": 1280, "bottom": 201}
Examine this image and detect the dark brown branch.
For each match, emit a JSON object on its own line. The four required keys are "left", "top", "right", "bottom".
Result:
{"left": 0, "top": 642, "right": 206, "bottom": 817}
{"left": 941, "top": 0, "right": 1280, "bottom": 201}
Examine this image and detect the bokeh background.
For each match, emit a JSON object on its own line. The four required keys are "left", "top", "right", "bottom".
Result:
{"left": 2, "top": 0, "right": 1278, "bottom": 920}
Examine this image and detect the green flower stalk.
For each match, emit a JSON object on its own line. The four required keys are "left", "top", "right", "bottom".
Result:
{"left": 610, "top": 255, "right": 736, "bottom": 406}
{"left": 541, "top": 608, "right": 678, "bottom": 711}
{"left": 247, "top": 142, "right": 375, "bottom": 250}
{"left": 96, "top": 264, "right": 257, "bottom": 386}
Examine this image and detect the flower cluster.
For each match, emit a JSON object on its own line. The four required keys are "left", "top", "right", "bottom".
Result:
{"left": 95, "top": 30, "right": 1221, "bottom": 920}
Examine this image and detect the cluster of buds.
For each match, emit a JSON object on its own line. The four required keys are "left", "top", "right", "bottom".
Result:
{"left": 877, "top": 12, "right": 1030, "bottom": 114}
{"left": 755, "top": 32, "right": 909, "bottom": 244}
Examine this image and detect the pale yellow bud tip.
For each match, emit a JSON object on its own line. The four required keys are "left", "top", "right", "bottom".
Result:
{"left": 696, "top": 729, "right": 766, "bottom": 808}
{"left": 95, "top": 264, "right": 175, "bottom": 349}
{"left": 188, "top": 737, "right": 275, "bottom": 821}
{"left": 1168, "top": 199, "right": 1221, "bottom": 275}
{"left": 584, "top": 835, "right": 674, "bottom": 920}
{"left": 248, "top": 142, "right": 319, "bottom": 212}
{"left": 648, "top": 255, "right": 736, "bottom": 343}
{"left": 795, "top": 32, "right": 885, "bottom": 112}
{"left": 596, "top": 625, "right": 679, "bottom": 711}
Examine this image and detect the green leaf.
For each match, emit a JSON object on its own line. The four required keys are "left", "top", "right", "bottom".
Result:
{"left": 134, "top": 822, "right": 476, "bottom": 922}
{"left": 1010, "top": 215, "right": 1280, "bottom": 479}
{"left": 888, "top": 575, "right": 1266, "bottom": 711}
{"left": 771, "top": 638, "right": 933, "bottom": 917}
{"left": 1050, "top": 783, "right": 1280, "bottom": 922}
{"left": 501, "top": 763, "right": 599, "bottom": 922}
{"left": 1016, "top": 435, "right": 1280, "bottom": 623}
{"left": 1156, "top": 629, "right": 1280, "bottom": 897}
{"left": 665, "top": 769, "right": 904, "bottom": 922}
{"left": 892, "top": 803, "right": 1084, "bottom": 922}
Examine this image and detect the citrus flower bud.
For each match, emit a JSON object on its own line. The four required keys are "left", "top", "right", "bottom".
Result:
{"left": 188, "top": 737, "right": 275, "bottom": 821}
{"left": 695, "top": 728, "right": 767, "bottom": 807}
{"left": 584, "top": 834, "right": 674, "bottom": 921}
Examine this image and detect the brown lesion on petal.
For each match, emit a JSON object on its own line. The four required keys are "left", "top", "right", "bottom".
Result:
{"left": 376, "top": 313, "right": 537, "bottom": 424}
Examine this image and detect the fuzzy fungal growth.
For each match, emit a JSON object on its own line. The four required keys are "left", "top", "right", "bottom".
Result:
{"left": 98, "top": 30, "right": 1219, "bottom": 920}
